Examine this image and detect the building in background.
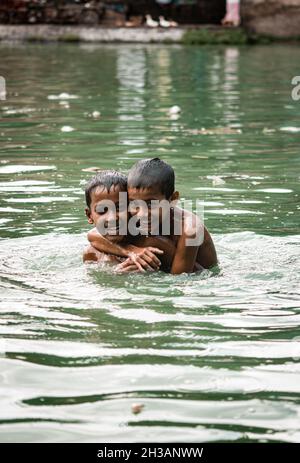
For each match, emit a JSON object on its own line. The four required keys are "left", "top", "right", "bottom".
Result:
{"left": 0, "top": 0, "right": 226, "bottom": 26}
{"left": 1, "top": 0, "right": 299, "bottom": 39}
{"left": 222, "top": 0, "right": 240, "bottom": 26}
{"left": 241, "top": 0, "right": 300, "bottom": 39}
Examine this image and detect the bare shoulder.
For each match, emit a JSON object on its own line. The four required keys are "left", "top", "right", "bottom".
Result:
{"left": 134, "top": 235, "right": 176, "bottom": 272}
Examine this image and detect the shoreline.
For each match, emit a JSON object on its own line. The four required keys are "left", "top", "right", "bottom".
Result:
{"left": 0, "top": 25, "right": 298, "bottom": 45}
{"left": 0, "top": 24, "right": 184, "bottom": 44}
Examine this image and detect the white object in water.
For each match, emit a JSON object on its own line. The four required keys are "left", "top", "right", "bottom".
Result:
{"left": 262, "top": 127, "right": 275, "bottom": 133}
{"left": 0, "top": 164, "right": 56, "bottom": 174}
{"left": 82, "top": 167, "right": 102, "bottom": 172}
{"left": 280, "top": 126, "right": 300, "bottom": 133}
{"left": 131, "top": 403, "right": 144, "bottom": 414}
{"left": 168, "top": 105, "right": 181, "bottom": 116}
{"left": 159, "top": 16, "right": 171, "bottom": 28}
{"left": 61, "top": 126, "right": 75, "bottom": 132}
{"left": 48, "top": 93, "right": 78, "bottom": 100}
{"left": 59, "top": 92, "right": 74, "bottom": 99}
{"left": 92, "top": 111, "right": 101, "bottom": 119}
{"left": 146, "top": 14, "right": 159, "bottom": 27}
{"left": 59, "top": 101, "right": 70, "bottom": 109}
{"left": 210, "top": 175, "right": 226, "bottom": 186}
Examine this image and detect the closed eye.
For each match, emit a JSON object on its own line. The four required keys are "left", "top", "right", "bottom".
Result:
{"left": 95, "top": 206, "right": 108, "bottom": 215}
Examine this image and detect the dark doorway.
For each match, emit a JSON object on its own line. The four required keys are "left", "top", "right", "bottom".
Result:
{"left": 127, "top": 0, "right": 227, "bottom": 25}
{"left": 0, "top": 0, "right": 227, "bottom": 25}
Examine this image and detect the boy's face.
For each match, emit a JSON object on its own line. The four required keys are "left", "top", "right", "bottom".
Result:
{"left": 86, "top": 185, "right": 127, "bottom": 243}
{"left": 128, "top": 185, "right": 179, "bottom": 236}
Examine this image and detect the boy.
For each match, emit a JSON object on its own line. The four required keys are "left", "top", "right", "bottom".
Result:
{"left": 83, "top": 169, "right": 175, "bottom": 271}
{"left": 87, "top": 159, "right": 217, "bottom": 274}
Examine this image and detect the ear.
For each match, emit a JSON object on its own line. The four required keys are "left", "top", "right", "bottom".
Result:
{"left": 170, "top": 191, "right": 179, "bottom": 204}
{"left": 85, "top": 207, "right": 94, "bottom": 225}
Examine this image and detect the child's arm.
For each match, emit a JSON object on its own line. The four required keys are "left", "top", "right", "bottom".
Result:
{"left": 87, "top": 228, "right": 163, "bottom": 272}
{"left": 115, "top": 236, "right": 176, "bottom": 273}
{"left": 196, "top": 226, "right": 218, "bottom": 269}
{"left": 83, "top": 245, "right": 117, "bottom": 263}
{"left": 83, "top": 245, "right": 100, "bottom": 263}
{"left": 170, "top": 232, "right": 199, "bottom": 274}
{"left": 88, "top": 228, "right": 128, "bottom": 258}
{"left": 170, "top": 216, "right": 217, "bottom": 275}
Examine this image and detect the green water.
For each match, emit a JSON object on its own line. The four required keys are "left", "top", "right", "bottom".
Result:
{"left": 0, "top": 43, "right": 299, "bottom": 443}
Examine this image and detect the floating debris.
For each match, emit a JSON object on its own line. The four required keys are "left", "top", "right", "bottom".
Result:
{"left": 48, "top": 93, "right": 78, "bottom": 100}
{"left": 59, "top": 101, "right": 70, "bottom": 109}
{"left": 0, "top": 165, "right": 56, "bottom": 174}
{"left": 3, "top": 107, "right": 35, "bottom": 115}
{"left": 82, "top": 167, "right": 103, "bottom": 172}
{"left": 205, "top": 209, "right": 265, "bottom": 215}
{"left": 168, "top": 105, "right": 181, "bottom": 116}
{"left": 188, "top": 127, "right": 242, "bottom": 135}
{"left": 206, "top": 174, "right": 265, "bottom": 181}
{"left": 262, "top": 128, "right": 275, "bottom": 134}
{"left": 61, "top": 126, "right": 75, "bottom": 132}
{"left": 280, "top": 126, "right": 300, "bottom": 133}
{"left": 208, "top": 175, "right": 226, "bottom": 186}
{"left": 92, "top": 111, "right": 101, "bottom": 119}
{"left": 3, "top": 144, "right": 27, "bottom": 149}
{"left": 131, "top": 403, "right": 144, "bottom": 415}
{"left": 158, "top": 138, "right": 171, "bottom": 145}
{"left": 256, "top": 188, "right": 293, "bottom": 193}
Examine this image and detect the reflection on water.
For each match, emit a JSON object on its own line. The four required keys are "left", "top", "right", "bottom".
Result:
{"left": 0, "top": 43, "right": 300, "bottom": 442}
{"left": 0, "top": 232, "right": 299, "bottom": 442}
{"left": 117, "top": 47, "right": 146, "bottom": 152}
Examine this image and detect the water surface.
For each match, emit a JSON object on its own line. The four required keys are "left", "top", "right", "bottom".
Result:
{"left": 0, "top": 43, "right": 300, "bottom": 442}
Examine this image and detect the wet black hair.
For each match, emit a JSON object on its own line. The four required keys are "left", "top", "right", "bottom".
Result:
{"left": 127, "top": 158, "right": 175, "bottom": 199}
{"left": 85, "top": 170, "right": 127, "bottom": 208}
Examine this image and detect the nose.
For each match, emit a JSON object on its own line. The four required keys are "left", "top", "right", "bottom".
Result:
{"left": 105, "top": 208, "right": 118, "bottom": 227}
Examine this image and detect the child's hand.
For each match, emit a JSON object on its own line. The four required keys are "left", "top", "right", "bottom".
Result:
{"left": 115, "top": 258, "right": 140, "bottom": 273}
{"left": 128, "top": 247, "right": 163, "bottom": 272}
{"left": 115, "top": 247, "right": 164, "bottom": 273}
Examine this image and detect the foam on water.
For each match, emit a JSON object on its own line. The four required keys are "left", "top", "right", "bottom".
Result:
{"left": 0, "top": 231, "right": 299, "bottom": 442}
